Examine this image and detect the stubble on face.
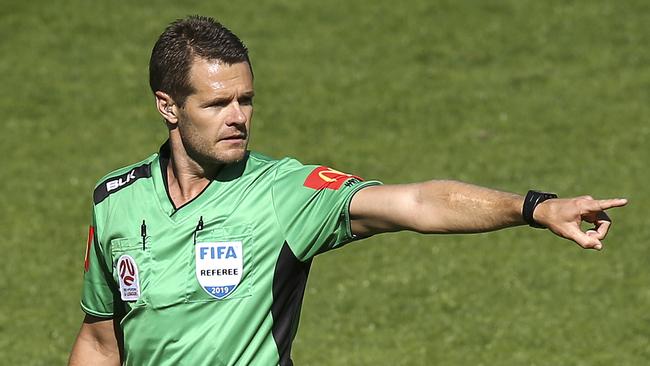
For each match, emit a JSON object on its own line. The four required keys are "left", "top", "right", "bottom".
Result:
{"left": 174, "top": 58, "right": 254, "bottom": 171}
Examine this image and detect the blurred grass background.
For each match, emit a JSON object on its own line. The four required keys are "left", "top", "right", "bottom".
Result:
{"left": 1, "top": 0, "right": 648, "bottom": 364}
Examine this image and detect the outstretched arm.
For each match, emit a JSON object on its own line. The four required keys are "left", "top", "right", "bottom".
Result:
{"left": 349, "top": 180, "right": 627, "bottom": 250}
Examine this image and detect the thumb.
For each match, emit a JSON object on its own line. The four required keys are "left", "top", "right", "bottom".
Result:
{"left": 563, "top": 225, "right": 603, "bottom": 251}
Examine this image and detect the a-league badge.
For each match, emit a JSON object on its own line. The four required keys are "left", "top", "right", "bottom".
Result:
{"left": 117, "top": 255, "right": 140, "bottom": 301}
{"left": 195, "top": 241, "right": 243, "bottom": 300}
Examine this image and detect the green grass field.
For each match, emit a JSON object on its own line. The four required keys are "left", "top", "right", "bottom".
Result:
{"left": 2, "top": 0, "right": 648, "bottom": 364}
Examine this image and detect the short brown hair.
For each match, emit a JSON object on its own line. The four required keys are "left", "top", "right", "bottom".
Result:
{"left": 149, "top": 15, "right": 250, "bottom": 106}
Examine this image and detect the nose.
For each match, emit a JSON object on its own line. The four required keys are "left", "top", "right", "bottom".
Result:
{"left": 226, "top": 101, "right": 248, "bottom": 126}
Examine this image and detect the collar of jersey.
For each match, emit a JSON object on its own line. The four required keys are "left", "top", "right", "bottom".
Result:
{"left": 151, "top": 141, "right": 249, "bottom": 223}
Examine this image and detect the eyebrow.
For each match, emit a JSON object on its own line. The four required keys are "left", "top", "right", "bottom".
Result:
{"left": 239, "top": 91, "right": 255, "bottom": 98}
{"left": 200, "top": 91, "right": 255, "bottom": 107}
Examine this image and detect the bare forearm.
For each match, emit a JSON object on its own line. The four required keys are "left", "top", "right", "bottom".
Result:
{"left": 350, "top": 180, "right": 525, "bottom": 236}
{"left": 69, "top": 337, "right": 120, "bottom": 366}
{"left": 410, "top": 180, "right": 524, "bottom": 233}
{"left": 69, "top": 316, "right": 120, "bottom": 366}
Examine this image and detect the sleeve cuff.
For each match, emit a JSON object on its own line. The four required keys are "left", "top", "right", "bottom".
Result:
{"left": 343, "top": 180, "right": 383, "bottom": 241}
{"left": 80, "top": 301, "right": 114, "bottom": 318}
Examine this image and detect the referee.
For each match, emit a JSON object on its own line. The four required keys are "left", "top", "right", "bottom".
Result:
{"left": 69, "top": 15, "right": 627, "bottom": 366}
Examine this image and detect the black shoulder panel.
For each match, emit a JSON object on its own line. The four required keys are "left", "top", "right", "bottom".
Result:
{"left": 93, "top": 163, "right": 152, "bottom": 205}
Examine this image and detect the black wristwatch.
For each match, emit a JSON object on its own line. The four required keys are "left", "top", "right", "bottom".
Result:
{"left": 522, "top": 190, "right": 558, "bottom": 228}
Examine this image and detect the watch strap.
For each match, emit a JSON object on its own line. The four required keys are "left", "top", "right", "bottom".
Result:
{"left": 522, "top": 190, "right": 558, "bottom": 228}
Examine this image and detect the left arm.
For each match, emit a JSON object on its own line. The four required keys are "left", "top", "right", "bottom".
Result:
{"left": 349, "top": 180, "right": 627, "bottom": 250}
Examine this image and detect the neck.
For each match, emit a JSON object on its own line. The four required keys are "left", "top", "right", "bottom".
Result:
{"left": 166, "top": 133, "right": 222, "bottom": 208}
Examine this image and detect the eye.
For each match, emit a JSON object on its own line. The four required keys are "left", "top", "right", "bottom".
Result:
{"left": 239, "top": 96, "right": 253, "bottom": 106}
{"left": 211, "top": 100, "right": 230, "bottom": 108}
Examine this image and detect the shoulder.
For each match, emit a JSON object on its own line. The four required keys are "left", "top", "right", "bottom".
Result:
{"left": 241, "top": 153, "right": 323, "bottom": 189}
{"left": 92, "top": 153, "right": 158, "bottom": 205}
{"left": 266, "top": 155, "right": 314, "bottom": 175}
{"left": 246, "top": 151, "right": 304, "bottom": 167}
{"left": 245, "top": 151, "right": 283, "bottom": 167}
{"left": 244, "top": 152, "right": 310, "bottom": 176}
{"left": 269, "top": 156, "right": 366, "bottom": 190}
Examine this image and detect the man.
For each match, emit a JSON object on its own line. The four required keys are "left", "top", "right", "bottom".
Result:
{"left": 69, "top": 15, "right": 627, "bottom": 366}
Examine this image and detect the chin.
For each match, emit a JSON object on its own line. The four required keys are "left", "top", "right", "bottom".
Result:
{"left": 215, "top": 147, "right": 247, "bottom": 164}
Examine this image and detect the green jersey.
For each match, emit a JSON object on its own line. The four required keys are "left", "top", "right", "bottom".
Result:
{"left": 81, "top": 142, "right": 381, "bottom": 365}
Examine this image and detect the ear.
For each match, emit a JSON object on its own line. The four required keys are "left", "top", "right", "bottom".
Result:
{"left": 155, "top": 91, "right": 178, "bottom": 125}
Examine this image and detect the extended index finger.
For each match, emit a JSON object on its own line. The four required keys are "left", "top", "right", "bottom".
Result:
{"left": 583, "top": 198, "right": 628, "bottom": 212}
{"left": 597, "top": 198, "right": 628, "bottom": 210}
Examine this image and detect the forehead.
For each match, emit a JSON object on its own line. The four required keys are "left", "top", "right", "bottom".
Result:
{"left": 187, "top": 58, "right": 253, "bottom": 96}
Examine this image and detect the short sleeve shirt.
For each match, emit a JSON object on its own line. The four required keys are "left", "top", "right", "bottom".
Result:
{"left": 81, "top": 144, "right": 381, "bottom": 365}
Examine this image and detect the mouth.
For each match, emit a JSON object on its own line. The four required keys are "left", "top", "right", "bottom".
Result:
{"left": 220, "top": 134, "right": 247, "bottom": 142}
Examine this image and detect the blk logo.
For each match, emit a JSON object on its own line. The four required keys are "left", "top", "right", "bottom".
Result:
{"left": 107, "top": 170, "right": 136, "bottom": 191}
